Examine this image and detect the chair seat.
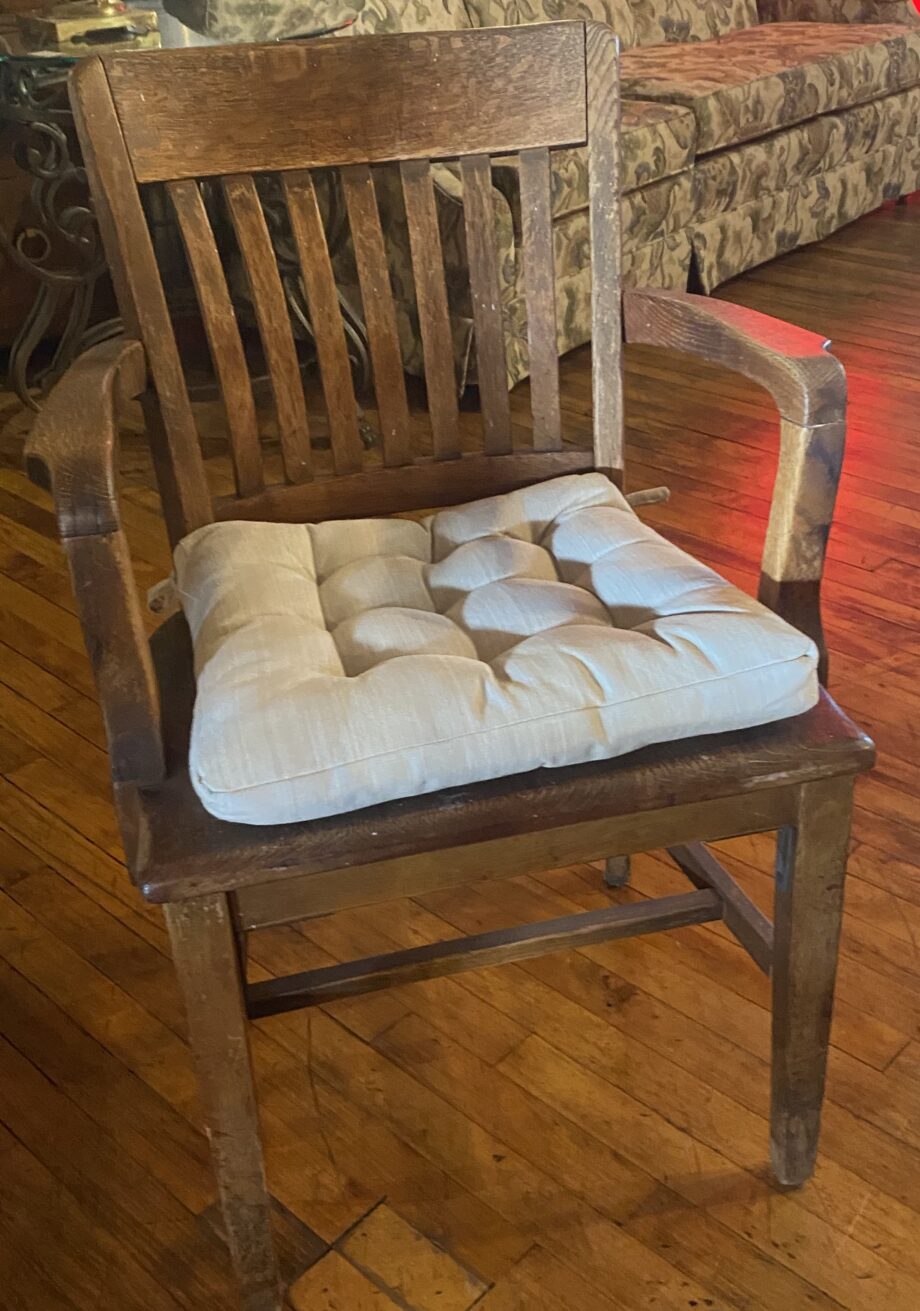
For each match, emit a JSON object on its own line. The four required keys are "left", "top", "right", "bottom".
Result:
{"left": 173, "top": 473, "right": 818, "bottom": 828}
{"left": 130, "top": 609, "right": 871, "bottom": 904}
{"left": 620, "top": 22, "right": 920, "bottom": 154}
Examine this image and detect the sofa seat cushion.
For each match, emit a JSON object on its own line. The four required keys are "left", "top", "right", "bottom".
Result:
{"left": 621, "top": 22, "right": 920, "bottom": 152}
{"left": 690, "top": 85, "right": 920, "bottom": 222}
{"left": 174, "top": 474, "right": 818, "bottom": 825}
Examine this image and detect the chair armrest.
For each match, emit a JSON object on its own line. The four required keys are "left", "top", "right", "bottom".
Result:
{"left": 24, "top": 337, "right": 165, "bottom": 786}
{"left": 25, "top": 336, "right": 147, "bottom": 538}
{"left": 758, "top": 0, "right": 919, "bottom": 26}
{"left": 624, "top": 287, "right": 847, "bottom": 681}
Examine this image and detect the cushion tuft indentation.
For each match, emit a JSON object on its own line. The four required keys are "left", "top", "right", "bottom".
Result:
{"left": 174, "top": 473, "right": 819, "bottom": 824}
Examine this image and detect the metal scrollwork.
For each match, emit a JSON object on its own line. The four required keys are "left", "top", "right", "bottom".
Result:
{"left": 0, "top": 54, "right": 120, "bottom": 407}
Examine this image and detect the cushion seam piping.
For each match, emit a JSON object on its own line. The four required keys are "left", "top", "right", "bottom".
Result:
{"left": 192, "top": 650, "right": 817, "bottom": 797}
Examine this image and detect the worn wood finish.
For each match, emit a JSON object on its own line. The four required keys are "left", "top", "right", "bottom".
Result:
{"left": 603, "top": 855, "right": 631, "bottom": 887}
{"left": 101, "top": 23, "right": 589, "bottom": 181}
{"left": 400, "top": 159, "right": 461, "bottom": 460}
{"left": 340, "top": 165, "right": 411, "bottom": 467}
{"left": 517, "top": 147, "right": 561, "bottom": 451}
{"left": 69, "top": 58, "right": 213, "bottom": 544}
{"left": 669, "top": 841, "right": 774, "bottom": 973}
{"left": 623, "top": 287, "right": 847, "bottom": 427}
{"left": 222, "top": 175, "right": 313, "bottom": 485}
{"left": 23, "top": 25, "right": 881, "bottom": 1309}
{"left": 245, "top": 891, "right": 723, "bottom": 1018}
{"left": 164, "top": 895, "right": 281, "bottom": 1310}
{"left": 7, "top": 194, "right": 914, "bottom": 1311}
{"left": 624, "top": 287, "right": 848, "bottom": 680}
{"left": 586, "top": 22, "right": 623, "bottom": 480}
{"left": 23, "top": 338, "right": 164, "bottom": 787}
{"left": 167, "top": 179, "right": 264, "bottom": 499}
{"left": 771, "top": 777, "right": 854, "bottom": 1186}
{"left": 461, "top": 155, "right": 513, "bottom": 454}
{"left": 283, "top": 171, "right": 363, "bottom": 476}
{"left": 215, "top": 450, "right": 595, "bottom": 524}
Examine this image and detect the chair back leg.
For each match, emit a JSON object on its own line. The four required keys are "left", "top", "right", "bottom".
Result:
{"left": 603, "top": 856, "right": 631, "bottom": 887}
{"left": 771, "top": 775, "right": 854, "bottom": 1187}
{"left": 165, "top": 894, "right": 282, "bottom": 1311}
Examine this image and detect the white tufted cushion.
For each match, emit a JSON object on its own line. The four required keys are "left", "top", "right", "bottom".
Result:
{"left": 174, "top": 473, "right": 819, "bottom": 825}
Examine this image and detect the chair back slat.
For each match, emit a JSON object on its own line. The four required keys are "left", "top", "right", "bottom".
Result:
{"left": 340, "top": 164, "right": 412, "bottom": 467}
{"left": 70, "top": 23, "right": 623, "bottom": 534}
{"left": 283, "top": 171, "right": 363, "bottom": 476}
{"left": 586, "top": 23, "right": 623, "bottom": 480}
{"left": 400, "top": 159, "right": 461, "bottom": 460}
{"left": 517, "top": 147, "right": 561, "bottom": 451}
{"left": 222, "top": 174, "right": 313, "bottom": 484}
{"left": 461, "top": 155, "right": 513, "bottom": 455}
{"left": 168, "top": 179, "right": 264, "bottom": 497}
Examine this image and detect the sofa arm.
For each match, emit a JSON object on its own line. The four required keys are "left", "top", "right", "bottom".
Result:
{"left": 757, "top": 0, "right": 919, "bottom": 26}
{"left": 25, "top": 337, "right": 165, "bottom": 786}
{"left": 623, "top": 288, "right": 847, "bottom": 681}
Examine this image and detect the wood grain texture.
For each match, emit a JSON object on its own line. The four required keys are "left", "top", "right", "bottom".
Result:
{"left": 669, "top": 841, "right": 774, "bottom": 973}
{"left": 164, "top": 894, "right": 281, "bottom": 1310}
{"left": 624, "top": 287, "right": 848, "bottom": 681}
{"left": 400, "top": 160, "right": 461, "bottom": 460}
{"left": 101, "top": 24, "right": 588, "bottom": 182}
{"left": 517, "top": 147, "right": 561, "bottom": 451}
{"left": 461, "top": 155, "right": 512, "bottom": 454}
{"left": 68, "top": 58, "right": 213, "bottom": 543}
{"left": 771, "top": 776, "right": 854, "bottom": 1186}
{"left": 168, "top": 179, "right": 264, "bottom": 498}
{"left": 215, "top": 451, "right": 595, "bottom": 524}
{"left": 17, "top": 27, "right": 892, "bottom": 1311}
{"left": 222, "top": 174, "right": 312, "bottom": 485}
{"left": 585, "top": 22, "right": 623, "bottom": 479}
{"left": 23, "top": 335, "right": 146, "bottom": 539}
{"left": 246, "top": 891, "right": 722, "bottom": 1016}
{"left": 340, "top": 165, "right": 412, "bottom": 467}
{"left": 283, "top": 171, "right": 363, "bottom": 476}
{"left": 4, "top": 196, "right": 915, "bottom": 1311}
{"left": 623, "top": 287, "right": 847, "bottom": 427}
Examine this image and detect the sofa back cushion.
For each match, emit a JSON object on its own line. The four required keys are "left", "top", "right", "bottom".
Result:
{"left": 347, "top": 0, "right": 475, "bottom": 33}
{"left": 465, "top": 1, "right": 638, "bottom": 48}
{"left": 464, "top": 0, "right": 759, "bottom": 47}
{"left": 629, "top": 0, "right": 759, "bottom": 45}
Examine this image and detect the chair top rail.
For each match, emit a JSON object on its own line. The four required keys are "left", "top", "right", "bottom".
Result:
{"left": 89, "top": 23, "right": 590, "bottom": 184}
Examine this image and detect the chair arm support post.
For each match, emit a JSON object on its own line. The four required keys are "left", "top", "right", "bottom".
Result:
{"left": 623, "top": 288, "right": 847, "bottom": 681}
{"left": 24, "top": 337, "right": 165, "bottom": 786}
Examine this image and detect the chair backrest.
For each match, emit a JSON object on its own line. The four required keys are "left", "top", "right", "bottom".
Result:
{"left": 70, "top": 22, "right": 622, "bottom": 546}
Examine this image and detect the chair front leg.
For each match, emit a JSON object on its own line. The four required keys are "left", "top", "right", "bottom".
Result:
{"left": 165, "top": 893, "right": 281, "bottom": 1311}
{"left": 771, "top": 775, "right": 853, "bottom": 1187}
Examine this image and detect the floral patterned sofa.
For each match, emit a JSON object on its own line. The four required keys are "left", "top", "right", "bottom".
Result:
{"left": 165, "top": 0, "right": 920, "bottom": 387}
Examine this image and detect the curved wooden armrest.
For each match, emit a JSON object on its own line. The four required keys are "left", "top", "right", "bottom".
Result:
{"left": 25, "top": 336, "right": 147, "bottom": 539}
{"left": 623, "top": 287, "right": 845, "bottom": 427}
{"left": 24, "top": 336, "right": 164, "bottom": 787}
{"left": 624, "top": 288, "right": 847, "bottom": 682}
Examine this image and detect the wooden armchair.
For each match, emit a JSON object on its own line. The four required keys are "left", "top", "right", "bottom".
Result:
{"left": 26, "top": 23, "right": 873, "bottom": 1311}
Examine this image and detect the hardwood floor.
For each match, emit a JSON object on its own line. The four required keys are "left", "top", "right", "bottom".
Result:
{"left": 1, "top": 198, "right": 919, "bottom": 1310}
